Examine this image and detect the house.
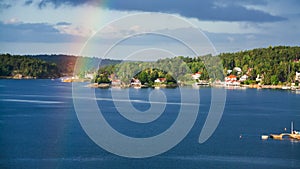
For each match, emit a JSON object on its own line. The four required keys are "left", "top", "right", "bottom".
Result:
{"left": 233, "top": 67, "right": 242, "bottom": 75}
{"left": 295, "top": 72, "right": 300, "bottom": 81}
{"left": 227, "top": 70, "right": 232, "bottom": 75}
{"left": 111, "top": 79, "right": 121, "bottom": 86}
{"left": 225, "top": 75, "right": 240, "bottom": 86}
{"left": 239, "top": 74, "right": 249, "bottom": 82}
{"left": 85, "top": 72, "right": 95, "bottom": 79}
{"left": 154, "top": 78, "right": 166, "bottom": 83}
{"left": 130, "top": 78, "right": 141, "bottom": 86}
{"left": 293, "top": 59, "right": 300, "bottom": 63}
{"left": 225, "top": 75, "right": 237, "bottom": 81}
{"left": 192, "top": 72, "right": 201, "bottom": 80}
{"left": 13, "top": 74, "right": 22, "bottom": 79}
{"left": 256, "top": 74, "right": 262, "bottom": 82}
{"left": 246, "top": 68, "right": 253, "bottom": 75}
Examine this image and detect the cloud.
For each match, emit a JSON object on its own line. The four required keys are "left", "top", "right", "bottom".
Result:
{"left": 55, "top": 24, "right": 94, "bottom": 37}
{"left": 0, "top": 21, "right": 83, "bottom": 43}
{"left": 38, "top": 0, "right": 99, "bottom": 8}
{"left": 56, "top": 22, "right": 72, "bottom": 26}
{"left": 35, "top": 0, "right": 286, "bottom": 22}
{"left": 205, "top": 30, "right": 300, "bottom": 53}
{"left": 24, "top": 0, "right": 33, "bottom": 6}
{"left": 0, "top": 1, "right": 12, "bottom": 11}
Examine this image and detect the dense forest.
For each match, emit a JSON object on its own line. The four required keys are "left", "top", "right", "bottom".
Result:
{"left": 1, "top": 46, "right": 300, "bottom": 84}
{"left": 0, "top": 54, "right": 121, "bottom": 78}
{"left": 219, "top": 46, "right": 300, "bottom": 85}
{"left": 94, "top": 55, "right": 222, "bottom": 85}
{"left": 95, "top": 46, "right": 300, "bottom": 85}
{"left": 0, "top": 54, "right": 60, "bottom": 78}
{"left": 27, "top": 54, "right": 121, "bottom": 76}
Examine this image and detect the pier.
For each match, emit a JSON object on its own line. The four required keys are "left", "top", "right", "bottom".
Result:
{"left": 269, "top": 133, "right": 298, "bottom": 140}
{"left": 263, "top": 122, "right": 300, "bottom": 140}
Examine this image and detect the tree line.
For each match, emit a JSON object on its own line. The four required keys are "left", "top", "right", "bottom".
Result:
{"left": 0, "top": 54, "right": 60, "bottom": 78}
{"left": 95, "top": 46, "right": 300, "bottom": 85}
{"left": 219, "top": 46, "right": 300, "bottom": 85}
{"left": 2, "top": 46, "right": 300, "bottom": 84}
{"left": 0, "top": 54, "right": 122, "bottom": 79}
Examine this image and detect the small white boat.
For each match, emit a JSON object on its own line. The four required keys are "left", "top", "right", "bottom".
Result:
{"left": 261, "top": 135, "right": 269, "bottom": 140}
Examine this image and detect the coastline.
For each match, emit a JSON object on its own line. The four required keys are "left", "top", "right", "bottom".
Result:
{"left": 2, "top": 78, "right": 299, "bottom": 92}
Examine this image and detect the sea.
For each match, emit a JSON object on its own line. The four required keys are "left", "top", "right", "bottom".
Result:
{"left": 0, "top": 79, "right": 299, "bottom": 169}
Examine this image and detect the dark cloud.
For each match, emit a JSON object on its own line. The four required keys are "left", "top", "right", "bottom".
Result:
{"left": 38, "top": 0, "right": 98, "bottom": 8}
{"left": 24, "top": 0, "right": 33, "bottom": 6}
{"left": 36, "top": 0, "right": 286, "bottom": 22}
{"left": 56, "top": 22, "right": 72, "bottom": 26}
{"left": 0, "top": 21, "right": 80, "bottom": 43}
{"left": 0, "top": 1, "right": 12, "bottom": 11}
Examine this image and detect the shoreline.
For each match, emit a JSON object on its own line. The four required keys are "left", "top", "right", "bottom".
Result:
{"left": 1, "top": 78, "right": 299, "bottom": 91}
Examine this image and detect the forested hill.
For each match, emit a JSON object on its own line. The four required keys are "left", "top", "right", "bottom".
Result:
{"left": 178, "top": 46, "right": 300, "bottom": 84}
{"left": 0, "top": 54, "right": 121, "bottom": 78}
{"left": 27, "top": 54, "right": 121, "bottom": 76}
{"left": 1, "top": 46, "right": 300, "bottom": 83}
{"left": 94, "top": 46, "right": 300, "bottom": 85}
{"left": 0, "top": 54, "right": 60, "bottom": 78}
{"left": 218, "top": 46, "right": 300, "bottom": 84}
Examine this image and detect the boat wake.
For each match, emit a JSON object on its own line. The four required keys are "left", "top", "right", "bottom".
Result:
{"left": 1, "top": 99, "right": 64, "bottom": 104}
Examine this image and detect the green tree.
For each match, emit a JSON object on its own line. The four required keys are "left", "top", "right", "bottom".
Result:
{"left": 270, "top": 75, "right": 279, "bottom": 85}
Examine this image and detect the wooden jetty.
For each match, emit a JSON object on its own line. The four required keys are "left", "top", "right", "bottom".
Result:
{"left": 265, "top": 121, "right": 300, "bottom": 140}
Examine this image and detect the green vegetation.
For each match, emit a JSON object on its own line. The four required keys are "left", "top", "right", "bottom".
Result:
{"left": 2, "top": 46, "right": 300, "bottom": 85}
{"left": 219, "top": 46, "right": 300, "bottom": 85}
{"left": 94, "top": 63, "right": 178, "bottom": 85}
{"left": 27, "top": 54, "right": 121, "bottom": 76}
{"left": 95, "top": 65, "right": 115, "bottom": 83}
{"left": 0, "top": 53, "right": 60, "bottom": 78}
{"left": 95, "top": 46, "right": 300, "bottom": 86}
{"left": 93, "top": 55, "right": 223, "bottom": 85}
{"left": 0, "top": 54, "right": 121, "bottom": 79}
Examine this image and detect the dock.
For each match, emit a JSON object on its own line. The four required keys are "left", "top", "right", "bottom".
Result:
{"left": 269, "top": 133, "right": 299, "bottom": 140}
{"left": 262, "top": 121, "right": 300, "bottom": 140}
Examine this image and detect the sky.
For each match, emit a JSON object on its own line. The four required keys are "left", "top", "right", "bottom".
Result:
{"left": 0, "top": 0, "right": 300, "bottom": 60}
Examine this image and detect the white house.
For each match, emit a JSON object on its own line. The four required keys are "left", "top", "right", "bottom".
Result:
{"left": 227, "top": 70, "right": 232, "bottom": 75}
{"left": 111, "top": 79, "right": 121, "bottom": 86}
{"left": 225, "top": 75, "right": 240, "bottom": 86}
{"left": 192, "top": 72, "right": 201, "bottom": 80}
{"left": 85, "top": 72, "right": 95, "bottom": 79}
{"left": 239, "top": 74, "right": 249, "bottom": 82}
{"left": 295, "top": 72, "right": 300, "bottom": 81}
{"left": 233, "top": 67, "right": 242, "bottom": 75}
{"left": 154, "top": 78, "right": 166, "bottom": 83}
{"left": 130, "top": 78, "right": 141, "bottom": 86}
{"left": 256, "top": 74, "right": 262, "bottom": 82}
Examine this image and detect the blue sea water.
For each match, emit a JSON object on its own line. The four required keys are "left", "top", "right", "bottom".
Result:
{"left": 0, "top": 79, "right": 300, "bottom": 169}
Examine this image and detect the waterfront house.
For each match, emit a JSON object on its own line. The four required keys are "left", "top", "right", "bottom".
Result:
{"left": 225, "top": 75, "right": 240, "bottom": 86}
{"left": 13, "top": 74, "right": 22, "bottom": 79}
{"left": 240, "top": 74, "right": 249, "bottom": 82}
{"left": 85, "top": 72, "right": 95, "bottom": 79}
{"left": 256, "top": 74, "right": 263, "bottom": 82}
{"left": 130, "top": 78, "right": 141, "bottom": 86}
{"left": 111, "top": 79, "right": 121, "bottom": 87}
{"left": 233, "top": 67, "right": 242, "bottom": 75}
{"left": 192, "top": 72, "right": 201, "bottom": 80}
{"left": 295, "top": 72, "right": 300, "bottom": 82}
{"left": 154, "top": 78, "right": 167, "bottom": 83}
